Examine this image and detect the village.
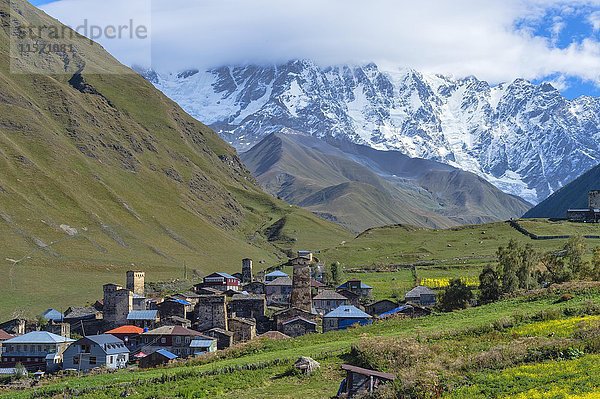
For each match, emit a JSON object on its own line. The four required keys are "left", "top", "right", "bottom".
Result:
{"left": 0, "top": 251, "right": 434, "bottom": 377}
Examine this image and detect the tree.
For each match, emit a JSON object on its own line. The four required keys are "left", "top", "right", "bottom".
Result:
{"left": 328, "top": 262, "right": 343, "bottom": 286}
{"left": 590, "top": 246, "right": 600, "bottom": 281}
{"left": 479, "top": 265, "right": 501, "bottom": 304}
{"left": 439, "top": 279, "right": 473, "bottom": 312}
{"left": 564, "top": 235, "right": 589, "bottom": 278}
{"left": 517, "top": 243, "right": 539, "bottom": 290}
{"left": 497, "top": 240, "right": 520, "bottom": 294}
{"left": 541, "top": 251, "right": 572, "bottom": 284}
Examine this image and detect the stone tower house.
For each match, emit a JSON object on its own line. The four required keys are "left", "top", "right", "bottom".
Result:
{"left": 126, "top": 270, "right": 145, "bottom": 296}
{"left": 196, "top": 295, "right": 228, "bottom": 331}
{"left": 290, "top": 257, "right": 312, "bottom": 312}
{"left": 103, "top": 283, "right": 134, "bottom": 326}
{"left": 242, "top": 258, "right": 253, "bottom": 284}
{"left": 589, "top": 191, "right": 600, "bottom": 209}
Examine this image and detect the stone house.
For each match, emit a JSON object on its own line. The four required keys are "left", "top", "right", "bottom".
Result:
{"left": 157, "top": 299, "right": 191, "bottom": 320}
{"left": 336, "top": 289, "right": 361, "bottom": 307}
{"left": 63, "top": 334, "right": 129, "bottom": 372}
{"left": 127, "top": 310, "right": 159, "bottom": 329}
{"left": 337, "top": 280, "right": 373, "bottom": 299}
{"left": 404, "top": 286, "right": 437, "bottom": 307}
{"left": 365, "top": 300, "right": 398, "bottom": 317}
{"left": 265, "top": 276, "right": 293, "bottom": 306}
{"left": 273, "top": 308, "right": 317, "bottom": 332}
{"left": 194, "top": 287, "right": 223, "bottom": 296}
{"left": 0, "top": 331, "right": 74, "bottom": 372}
{"left": 313, "top": 290, "right": 349, "bottom": 316}
{"left": 311, "top": 279, "right": 326, "bottom": 296}
{"left": 281, "top": 317, "right": 317, "bottom": 338}
{"left": 0, "top": 319, "right": 25, "bottom": 336}
{"left": 170, "top": 292, "right": 201, "bottom": 307}
{"left": 195, "top": 295, "right": 227, "bottom": 331}
{"left": 228, "top": 317, "right": 256, "bottom": 344}
{"left": 204, "top": 328, "right": 234, "bottom": 350}
{"left": 139, "top": 349, "right": 177, "bottom": 369}
{"left": 229, "top": 293, "right": 266, "bottom": 319}
{"left": 242, "top": 281, "right": 265, "bottom": 295}
{"left": 323, "top": 305, "right": 372, "bottom": 333}
{"left": 139, "top": 326, "right": 214, "bottom": 358}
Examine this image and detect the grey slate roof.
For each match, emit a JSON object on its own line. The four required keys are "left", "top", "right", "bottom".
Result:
{"left": 266, "top": 276, "right": 292, "bottom": 286}
{"left": 324, "top": 305, "right": 372, "bottom": 319}
{"left": 405, "top": 286, "right": 436, "bottom": 297}
{"left": 313, "top": 290, "right": 348, "bottom": 301}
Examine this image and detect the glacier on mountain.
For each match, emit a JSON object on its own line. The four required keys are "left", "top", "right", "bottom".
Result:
{"left": 136, "top": 60, "right": 600, "bottom": 204}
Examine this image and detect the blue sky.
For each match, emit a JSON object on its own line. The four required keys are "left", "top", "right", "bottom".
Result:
{"left": 29, "top": 0, "right": 600, "bottom": 99}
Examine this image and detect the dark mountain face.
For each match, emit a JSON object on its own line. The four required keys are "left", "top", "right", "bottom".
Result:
{"left": 524, "top": 164, "right": 600, "bottom": 219}
{"left": 241, "top": 132, "right": 531, "bottom": 233}
{"left": 140, "top": 61, "right": 600, "bottom": 205}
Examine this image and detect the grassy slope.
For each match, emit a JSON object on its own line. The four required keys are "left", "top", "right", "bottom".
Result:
{"left": 321, "top": 220, "right": 600, "bottom": 269}
{"left": 0, "top": 0, "right": 351, "bottom": 319}
{"left": 2, "top": 285, "right": 599, "bottom": 399}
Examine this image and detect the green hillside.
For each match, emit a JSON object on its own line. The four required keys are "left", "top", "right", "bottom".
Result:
{"left": 2, "top": 283, "right": 599, "bottom": 398}
{"left": 0, "top": 0, "right": 351, "bottom": 320}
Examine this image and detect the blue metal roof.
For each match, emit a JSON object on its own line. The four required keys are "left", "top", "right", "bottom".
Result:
{"left": 266, "top": 270, "right": 289, "bottom": 278}
{"left": 378, "top": 305, "right": 413, "bottom": 319}
{"left": 42, "top": 309, "right": 63, "bottom": 322}
{"left": 127, "top": 310, "right": 158, "bottom": 320}
{"left": 324, "top": 305, "right": 372, "bottom": 319}
{"left": 169, "top": 299, "right": 192, "bottom": 306}
{"left": 155, "top": 349, "right": 178, "bottom": 360}
{"left": 78, "top": 335, "right": 130, "bottom": 355}
{"left": 4, "top": 331, "right": 74, "bottom": 344}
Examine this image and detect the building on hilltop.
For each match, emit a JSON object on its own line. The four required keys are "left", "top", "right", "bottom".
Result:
{"left": 567, "top": 190, "right": 600, "bottom": 222}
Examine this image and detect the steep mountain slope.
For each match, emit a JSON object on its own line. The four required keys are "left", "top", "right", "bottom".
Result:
{"left": 524, "top": 164, "right": 600, "bottom": 218}
{"left": 241, "top": 133, "right": 531, "bottom": 232}
{"left": 0, "top": 0, "right": 351, "bottom": 319}
{"left": 142, "top": 60, "right": 600, "bottom": 205}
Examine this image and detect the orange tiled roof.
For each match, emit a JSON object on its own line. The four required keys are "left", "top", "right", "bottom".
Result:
{"left": 105, "top": 325, "right": 144, "bottom": 335}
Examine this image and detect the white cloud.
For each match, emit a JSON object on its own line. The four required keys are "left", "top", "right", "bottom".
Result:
{"left": 590, "top": 11, "right": 600, "bottom": 31}
{"left": 39, "top": 0, "right": 600, "bottom": 86}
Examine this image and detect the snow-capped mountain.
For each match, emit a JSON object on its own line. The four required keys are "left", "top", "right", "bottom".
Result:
{"left": 137, "top": 60, "right": 600, "bottom": 204}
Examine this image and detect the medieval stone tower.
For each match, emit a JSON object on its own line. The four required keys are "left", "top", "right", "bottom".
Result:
{"left": 196, "top": 295, "right": 228, "bottom": 331}
{"left": 290, "top": 256, "right": 312, "bottom": 312}
{"left": 126, "top": 270, "right": 145, "bottom": 296}
{"left": 589, "top": 191, "right": 600, "bottom": 209}
{"left": 103, "top": 283, "right": 134, "bottom": 325}
{"left": 242, "top": 258, "right": 253, "bottom": 284}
